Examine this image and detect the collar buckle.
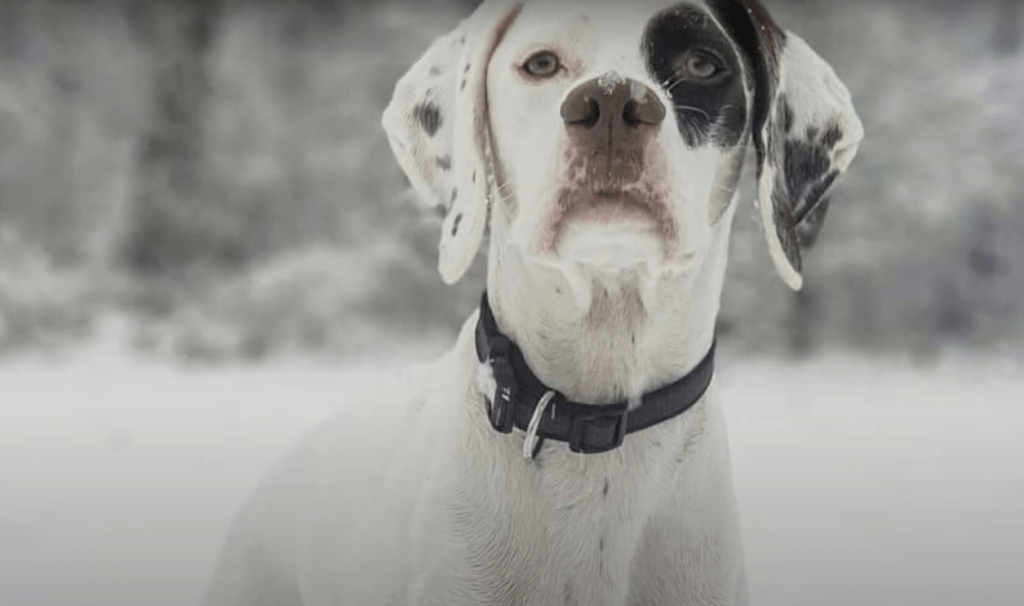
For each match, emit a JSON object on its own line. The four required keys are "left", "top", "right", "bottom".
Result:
{"left": 487, "top": 335, "right": 517, "bottom": 434}
{"left": 568, "top": 403, "right": 629, "bottom": 454}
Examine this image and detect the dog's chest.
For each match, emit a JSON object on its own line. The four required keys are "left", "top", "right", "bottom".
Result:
{"left": 437, "top": 435, "right": 680, "bottom": 606}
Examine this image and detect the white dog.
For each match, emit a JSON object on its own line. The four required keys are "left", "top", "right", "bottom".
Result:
{"left": 202, "top": 1, "right": 862, "bottom": 604}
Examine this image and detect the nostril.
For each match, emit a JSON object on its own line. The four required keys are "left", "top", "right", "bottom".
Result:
{"left": 562, "top": 95, "right": 601, "bottom": 128}
{"left": 623, "top": 99, "right": 641, "bottom": 127}
{"left": 624, "top": 96, "right": 666, "bottom": 127}
{"left": 581, "top": 98, "right": 600, "bottom": 128}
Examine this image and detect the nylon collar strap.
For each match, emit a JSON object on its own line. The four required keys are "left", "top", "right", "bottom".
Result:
{"left": 474, "top": 292, "right": 716, "bottom": 457}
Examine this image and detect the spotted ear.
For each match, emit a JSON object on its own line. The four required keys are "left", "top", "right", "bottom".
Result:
{"left": 382, "top": 1, "right": 524, "bottom": 284}
{"left": 738, "top": 1, "right": 864, "bottom": 291}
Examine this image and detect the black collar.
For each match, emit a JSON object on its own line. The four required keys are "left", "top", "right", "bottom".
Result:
{"left": 474, "top": 292, "right": 716, "bottom": 457}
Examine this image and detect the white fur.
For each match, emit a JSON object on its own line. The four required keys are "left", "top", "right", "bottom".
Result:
{"left": 203, "top": 1, "right": 861, "bottom": 604}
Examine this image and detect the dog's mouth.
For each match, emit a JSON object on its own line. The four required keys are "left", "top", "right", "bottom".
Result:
{"left": 567, "top": 188, "right": 654, "bottom": 224}
{"left": 540, "top": 185, "right": 678, "bottom": 263}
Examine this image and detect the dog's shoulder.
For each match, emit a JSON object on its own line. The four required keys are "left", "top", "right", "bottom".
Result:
{"left": 214, "top": 317, "right": 481, "bottom": 602}
{"left": 241, "top": 350, "right": 459, "bottom": 520}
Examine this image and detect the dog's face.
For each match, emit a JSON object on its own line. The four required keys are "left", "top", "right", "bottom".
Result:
{"left": 486, "top": 0, "right": 753, "bottom": 273}
{"left": 383, "top": 0, "right": 862, "bottom": 290}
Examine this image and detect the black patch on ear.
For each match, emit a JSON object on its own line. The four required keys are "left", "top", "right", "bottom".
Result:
{"left": 771, "top": 183, "right": 801, "bottom": 271}
{"left": 795, "top": 196, "right": 831, "bottom": 248}
{"left": 774, "top": 127, "right": 842, "bottom": 266}
{"left": 779, "top": 97, "right": 795, "bottom": 135}
{"left": 451, "top": 212, "right": 463, "bottom": 236}
{"left": 413, "top": 102, "right": 443, "bottom": 137}
{"left": 435, "top": 155, "right": 452, "bottom": 170}
{"left": 706, "top": 0, "right": 784, "bottom": 168}
{"left": 785, "top": 138, "right": 838, "bottom": 225}
{"left": 796, "top": 169, "right": 838, "bottom": 222}
{"left": 784, "top": 139, "right": 830, "bottom": 199}
{"left": 643, "top": 4, "right": 748, "bottom": 149}
{"left": 822, "top": 123, "right": 844, "bottom": 149}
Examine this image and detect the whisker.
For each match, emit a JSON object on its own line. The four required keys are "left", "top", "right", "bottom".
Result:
{"left": 661, "top": 75, "right": 686, "bottom": 90}
{"left": 493, "top": 179, "right": 518, "bottom": 206}
{"left": 674, "top": 105, "right": 710, "bottom": 120}
{"left": 496, "top": 180, "right": 517, "bottom": 197}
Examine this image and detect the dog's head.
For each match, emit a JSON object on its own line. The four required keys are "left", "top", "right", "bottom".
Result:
{"left": 383, "top": 0, "right": 862, "bottom": 291}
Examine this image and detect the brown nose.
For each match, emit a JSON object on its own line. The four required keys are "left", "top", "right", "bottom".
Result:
{"left": 560, "top": 75, "right": 665, "bottom": 189}
{"left": 560, "top": 75, "right": 666, "bottom": 135}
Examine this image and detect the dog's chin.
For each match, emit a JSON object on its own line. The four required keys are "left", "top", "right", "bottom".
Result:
{"left": 556, "top": 220, "right": 665, "bottom": 272}
{"left": 546, "top": 191, "right": 674, "bottom": 271}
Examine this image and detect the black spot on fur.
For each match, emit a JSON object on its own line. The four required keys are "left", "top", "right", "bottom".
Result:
{"left": 785, "top": 139, "right": 830, "bottom": 200}
{"left": 822, "top": 123, "right": 844, "bottom": 149}
{"left": 413, "top": 102, "right": 443, "bottom": 137}
{"left": 771, "top": 183, "right": 801, "bottom": 271}
{"left": 795, "top": 195, "right": 832, "bottom": 248}
{"left": 779, "top": 97, "right": 795, "bottom": 135}
{"left": 460, "top": 78, "right": 467, "bottom": 91}
{"left": 450, "top": 188, "right": 458, "bottom": 206}
{"left": 771, "top": 126, "right": 840, "bottom": 268}
{"left": 785, "top": 138, "right": 836, "bottom": 230}
{"left": 464, "top": 62, "right": 471, "bottom": 73}
{"left": 429, "top": 65, "right": 442, "bottom": 76}
{"left": 643, "top": 4, "right": 748, "bottom": 149}
{"left": 435, "top": 155, "right": 451, "bottom": 170}
{"left": 451, "top": 213, "right": 463, "bottom": 236}
{"left": 599, "top": 538, "right": 605, "bottom": 552}
{"left": 471, "top": 170, "right": 477, "bottom": 183}
{"left": 603, "top": 479, "right": 610, "bottom": 497}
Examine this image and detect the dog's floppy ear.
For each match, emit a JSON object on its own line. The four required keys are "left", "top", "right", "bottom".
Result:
{"left": 736, "top": 0, "right": 864, "bottom": 291}
{"left": 382, "top": 1, "right": 524, "bottom": 284}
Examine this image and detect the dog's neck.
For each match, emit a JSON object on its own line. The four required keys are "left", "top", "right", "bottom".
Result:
{"left": 485, "top": 211, "right": 734, "bottom": 406}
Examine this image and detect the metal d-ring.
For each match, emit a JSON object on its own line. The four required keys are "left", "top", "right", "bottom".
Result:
{"left": 523, "top": 391, "right": 557, "bottom": 460}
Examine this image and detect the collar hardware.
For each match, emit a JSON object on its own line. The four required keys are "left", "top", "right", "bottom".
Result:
{"left": 474, "top": 292, "right": 715, "bottom": 458}
{"left": 485, "top": 334, "right": 517, "bottom": 434}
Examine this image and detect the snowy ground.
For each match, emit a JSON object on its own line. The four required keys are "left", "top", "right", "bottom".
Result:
{"left": 1, "top": 331, "right": 1022, "bottom": 606}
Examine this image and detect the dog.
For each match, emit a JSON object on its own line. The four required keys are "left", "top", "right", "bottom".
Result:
{"left": 201, "top": 1, "right": 862, "bottom": 604}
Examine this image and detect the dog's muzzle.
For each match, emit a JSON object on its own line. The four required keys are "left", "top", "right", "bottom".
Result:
{"left": 561, "top": 73, "right": 666, "bottom": 191}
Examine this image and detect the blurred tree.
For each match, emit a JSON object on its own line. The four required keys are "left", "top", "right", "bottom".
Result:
{"left": 992, "top": 0, "right": 1023, "bottom": 54}
{"left": 121, "top": 0, "right": 245, "bottom": 275}
{"left": 6, "top": 1, "right": 87, "bottom": 267}
{"left": 0, "top": 1, "right": 29, "bottom": 59}
{"left": 39, "top": 1, "right": 82, "bottom": 266}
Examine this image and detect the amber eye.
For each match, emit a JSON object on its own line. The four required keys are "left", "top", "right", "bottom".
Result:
{"left": 678, "top": 50, "right": 726, "bottom": 81}
{"left": 523, "top": 51, "right": 561, "bottom": 78}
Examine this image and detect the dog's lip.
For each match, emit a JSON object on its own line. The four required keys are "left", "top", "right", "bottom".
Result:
{"left": 564, "top": 189, "right": 657, "bottom": 222}
{"left": 541, "top": 185, "right": 679, "bottom": 258}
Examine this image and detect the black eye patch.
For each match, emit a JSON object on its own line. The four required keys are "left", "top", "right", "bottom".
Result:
{"left": 642, "top": 4, "right": 748, "bottom": 148}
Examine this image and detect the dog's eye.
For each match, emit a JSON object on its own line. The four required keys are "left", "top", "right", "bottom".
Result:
{"left": 522, "top": 51, "right": 561, "bottom": 78}
{"left": 676, "top": 50, "right": 726, "bottom": 82}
